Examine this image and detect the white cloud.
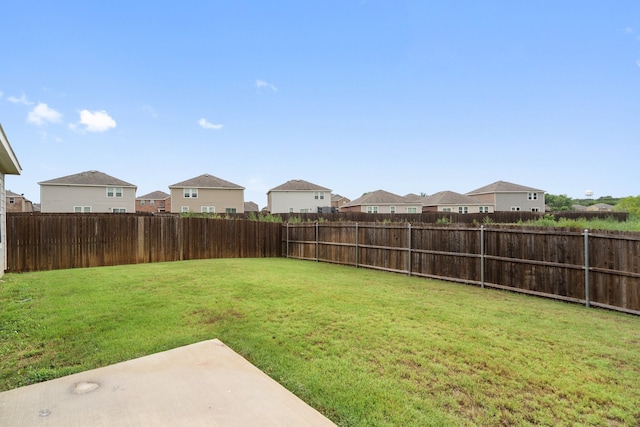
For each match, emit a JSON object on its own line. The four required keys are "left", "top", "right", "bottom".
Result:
{"left": 625, "top": 27, "right": 634, "bottom": 34}
{"left": 256, "top": 79, "right": 278, "bottom": 91}
{"left": 198, "top": 118, "right": 223, "bottom": 130}
{"left": 9, "top": 93, "right": 33, "bottom": 105}
{"left": 74, "top": 110, "right": 117, "bottom": 132}
{"left": 27, "top": 103, "right": 62, "bottom": 125}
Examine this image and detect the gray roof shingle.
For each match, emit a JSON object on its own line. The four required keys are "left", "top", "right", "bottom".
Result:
{"left": 38, "top": 170, "right": 136, "bottom": 187}
{"left": 169, "top": 174, "right": 244, "bottom": 189}
{"left": 466, "top": 180, "right": 543, "bottom": 195}
{"left": 268, "top": 179, "right": 331, "bottom": 192}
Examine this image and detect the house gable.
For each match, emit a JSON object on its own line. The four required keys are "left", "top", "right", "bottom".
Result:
{"left": 168, "top": 174, "right": 244, "bottom": 214}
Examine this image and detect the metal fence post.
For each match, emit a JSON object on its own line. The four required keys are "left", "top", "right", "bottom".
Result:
{"left": 583, "top": 228, "right": 590, "bottom": 308}
{"left": 480, "top": 225, "right": 485, "bottom": 289}
{"left": 407, "top": 223, "right": 412, "bottom": 276}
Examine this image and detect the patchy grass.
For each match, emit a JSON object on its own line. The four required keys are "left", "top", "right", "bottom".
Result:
{"left": 1, "top": 258, "right": 639, "bottom": 426}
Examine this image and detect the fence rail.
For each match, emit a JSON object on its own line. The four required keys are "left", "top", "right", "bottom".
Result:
{"left": 284, "top": 222, "right": 640, "bottom": 315}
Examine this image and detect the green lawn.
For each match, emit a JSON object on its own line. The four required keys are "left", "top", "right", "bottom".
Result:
{"left": 1, "top": 258, "right": 639, "bottom": 426}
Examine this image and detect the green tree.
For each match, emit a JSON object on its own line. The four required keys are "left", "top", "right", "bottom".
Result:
{"left": 545, "top": 194, "right": 574, "bottom": 211}
{"left": 614, "top": 196, "right": 640, "bottom": 216}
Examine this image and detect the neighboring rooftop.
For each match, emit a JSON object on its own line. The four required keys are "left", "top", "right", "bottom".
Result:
{"left": 268, "top": 179, "right": 331, "bottom": 192}
{"left": 39, "top": 170, "right": 136, "bottom": 187}
{"left": 423, "top": 190, "right": 485, "bottom": 206}
{"left": 137, "top": 191, "right": 170, "bottom": 200}
{"left": 169, "top": 174, "right": 244, "bottom": 189}
{"left": 466, "top": 180, "right": 544, "bottom": 195}
{"left": 343, "top": 189, "right": 416, "bottom": 206}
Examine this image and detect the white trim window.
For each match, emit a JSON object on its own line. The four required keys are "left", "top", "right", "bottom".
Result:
{"left": 479, "top": 206, "right": 489, "bottom": 213}
{"left": 458, "top": 206, "right": 469, "bottom": 214}
{"left": 9, "top": 197, "right": 14, "bottom": 204}
{"left": 201, "top": 206, "right": 215, "bottom": 213}
{"left": 314, "top": 191, "right": 325, "bottom": 200}
{"left": 183, "top": 188, "right": 198, "bottom": 198}
{"left": 74, "top": 206, "right": 92, "bottom": 213}
{"left": 531, "top": 207, "right": 540, "bottom": 212}
{"left": 511, "top": 206, "right": 521, "bottom": 211}
{"left": 390, "top": 206, "right": 396, "bottom": 214}
{"left": 407, "top": 207, "right": 418, "bottom": 213}
{"left": 112, "top": 208, "right": 126, "bottom": 213}
{"left": 289, "top": 208, "right": 294, "bottom": 213}
{"left": 528, "top": 192, "right": 538, "bottom": 200}
{"left": 366, "top": 206, "right": 378, "bottom": 213}
{"left": 442, "top": 207, "right": 452, "bottom": 212}
{"left": 225, "top": 208, "right": 237, "bottom": 213}
{"left": 181, "top": 206, "right": 190, "bottom": 213}
{"left": 107, "top": 187, "right": 123, "bottom": 198}
{"left": 140, "top": 200, "right": 146, "bottom": 206}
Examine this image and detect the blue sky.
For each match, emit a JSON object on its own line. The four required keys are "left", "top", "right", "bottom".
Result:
{"left": 2, "top": 1, "right": 639, "bottom": 208}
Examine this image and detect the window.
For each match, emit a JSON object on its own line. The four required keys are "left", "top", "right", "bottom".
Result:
{"left": 74, "top": 206, "right": 91, "bottom": 213}
{"left": 9, "top": 197, "right": 14, "bottom": 204}
{"left": 150, "top": 200, "right": 155, "bottom": 205}
{"left": 107, "top": 187, "right": 123, "bottom": 198}
{"left": 511, "top": 206, "right": 521, "bottom": 211}
{"left": 181, "top": 206, "right": 190, "bottom": 213}
{"left": 458, "top": 206, "right": 469, "bottom": 214}
{"left": 314, "top": 192, "right": 325, "bottom": 200}
{"left": 289, "top": 208, "right": 294, "bottom": 213}
{"left": 390, "top": 206, "right": 396, "bottom": 214}
{"left": 201, "top": 206, "right": 215, "bottom": 213}
{"left": 528, "top": 192, "right": 538, "bottom": 200}
{"left": 112, "top": 208, "right": 126, "bottom": 213}
{"left": 479, "top": 206, "right": 489, "bottom": 213}
{"left": 183, "top": 188, "right": 198, "bottom": 198}
{"left": 300, "top": 208, "right": 309, "bottom": 213}
{"left": 366, "top": 206, "right": 378, "bottom": 213}
{"left": 442, "top": 207, "right": 452, "bottom": 212}
{"left": 225, "top": 208, "right": 237, "bottom": 213}
{"left": 140, "top": 200, "right": 146, "bottom": 206}
{"left": 407, "top": 207, "right": 418, "bottom": 213}
{"left": 531, "top": 207, "right": 540, "bottom": 212}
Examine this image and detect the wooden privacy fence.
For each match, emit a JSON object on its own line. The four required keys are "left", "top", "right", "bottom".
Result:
{"left": 284, "top": 222, "right": 640, "bottom": 315}
{"left": 6, "top": 213, "right": 282, "bottom": 272}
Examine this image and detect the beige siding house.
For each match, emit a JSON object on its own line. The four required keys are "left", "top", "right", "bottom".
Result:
{"left": 340, "top": 190, "right": 421, "bottom": 214}
{"left": 466, "top": 181, "right": 545, "bottom": 212}
{"left": 422, "top": 191, "right": 494, "bottom": 214}
{"left": 6, "top": 190, "right": 34, "bottom": 213}
{"left": 0, "top": 124, "right": 22, "bottom": 275}
{"left": 39, "top": 170, "right": 137, "bottom": 213}
{"left": 267, "top": 179, "right": 332, "bottom": 214}
{"left": 169, "top": 174, "right": 244, "bottom": 214}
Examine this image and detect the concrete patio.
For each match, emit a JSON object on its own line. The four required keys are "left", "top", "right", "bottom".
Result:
{"left": 0, "top": 339, "right": 337, "bottom": 426}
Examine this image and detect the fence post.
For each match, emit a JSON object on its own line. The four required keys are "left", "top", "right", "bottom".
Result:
{"left": 315, "top": 222, "right": 319, "bottom": 262}
{"left": 286, "top": 222, "right": 289, "bottom": 258}
{"left": 407, "top": 223, "right": 412, "bottom": 276}
{"left": 480, "top": 225, "right": 485, "bottom": 289}
{"left": 583, "top": 228, "right": 590, "bottom": 308}
{"left": 355, "top": 222, "right": 359, "bottom": 268}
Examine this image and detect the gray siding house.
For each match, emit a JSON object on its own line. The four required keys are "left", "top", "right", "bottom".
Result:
{"left": 422, "top": 191, "right": 494, "bottom": 214}
{"left": 267, "top": 179, "right": 332, "bottom": 214}
{"left": 0, "top": 124, "right": 22, "bottom": 275}
{"left": 340, "top": 190, "right": 421, "bottom": 214}
{"left": 39, "top": 170, "right": 137, "bottom": 213}
{"left": 466, "top": 180, "right": 545, "bottom": 212}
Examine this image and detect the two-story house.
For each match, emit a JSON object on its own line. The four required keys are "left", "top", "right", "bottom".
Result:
{"left": 169, "top": 174, "right": 244, "bottom": 214}
{"left": 267, "top": 179, "right": 332, "bottom": 214}
{"left": 5, "top": 190, "right": 34, "bottom": 213}
{"left": 466, "top": 180, "right": 545, "bottom": 212}
{"left": 136, "top": 191, "right": 171, "bottom": 213}
{"left": 39, "top": 170, "right": 137, "bottom": 213}
{"left": 422, "top": 191, "right": 494, "bottom": 214}
{"left": 339, "top": 190, "right": 421, "bottom": 214}
{"left": 0, "top": 124, "right": 22, "bottom": 275}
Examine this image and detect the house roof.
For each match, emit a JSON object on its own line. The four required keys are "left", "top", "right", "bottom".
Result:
{"left": 342, "top": 189, "right": 417, "bottom": 207}
{"left": 244, "top": 201, "right": 259, "bottom": 212}
{"left": 0, "top": 124, "right": 22, "bottom": 175}
{"left": 137, "top": 191, "right": 170, "bottom": 200}
{"left": 6, "top": 190, "right": 22, "bottom": 197}
{"left": 39, "top": 170, "right": 136, "bottom": 187}
{"left": 169, "top": 174, "right": 244, "bottom": 190}
{"left": 268, "top": 179, "right": 331, "bottom": 192}
{"left": 423, "top": 191, "right": 485, "bottom": 206}
{"left": 466, "top": 180, "right": 544, "bottom": 195}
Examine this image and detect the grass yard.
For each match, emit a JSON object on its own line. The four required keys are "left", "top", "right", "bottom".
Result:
{"left": 1, "top": 258, "right": 639, "bottom": 426}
